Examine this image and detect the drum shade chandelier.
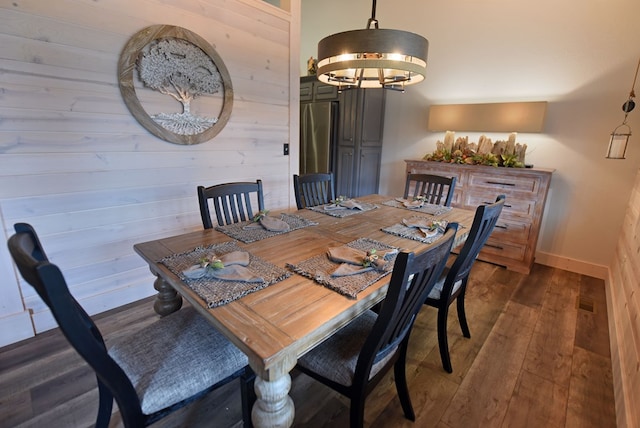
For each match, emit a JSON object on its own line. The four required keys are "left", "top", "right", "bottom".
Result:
{"left": 316, "top": 0, "right": 429, "bottom": 91}
{"left": 606, "top": 57, "right": 639, "bottom": 159}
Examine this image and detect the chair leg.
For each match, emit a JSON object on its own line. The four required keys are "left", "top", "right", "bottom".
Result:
{"left": 393, "top": 342, "right": 415, "bottom": 421}
{"left": 457, "top": 294, "right": 470, "bottom": 338}
{"left": 241, "top": 368, "right": 256, "bottom": 428}
{"left": 437, "top": 305, "right": 453, "bottom": 373}
{"left": 95, "top": 379, "right": 114, "bottom": 428}
{"left": 349, "top": 394, "right": 366, "bottom": 428}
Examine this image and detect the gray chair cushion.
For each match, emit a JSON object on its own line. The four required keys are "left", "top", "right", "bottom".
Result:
{"left": 427, "top": 267, "right": 463, "bottom": 300}
{"left": 297, "top": 310, "right": 396, "bottom": 387}
{"left": 108, "top": 306, "right": 248, "bottom": 414}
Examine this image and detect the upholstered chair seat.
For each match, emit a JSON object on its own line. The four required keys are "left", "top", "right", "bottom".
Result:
{"left": 108, "top": 306, "right": 248, "bottom": 415}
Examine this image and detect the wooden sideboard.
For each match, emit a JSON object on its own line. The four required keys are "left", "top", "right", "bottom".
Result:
{"left": 405, "top": 160, "right": 554, "bottom": 274}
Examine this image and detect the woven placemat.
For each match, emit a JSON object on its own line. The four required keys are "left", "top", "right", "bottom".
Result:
{"left": 307, "top": 201, "right": 378, "bottom": 218}
{"left": 382, "top": 199, "right": 452, "bottom": 216}
{"left": 160, "top": 241, "right": 290, "bottom": 308}
{"left": 215, "top": 213, "right": 318, "bottom": 243}
{"left": 286, "top": 238, "right": 398, "bottom": 299}
{"left": 381, "top": 219, "right": 447, "bottom": 244}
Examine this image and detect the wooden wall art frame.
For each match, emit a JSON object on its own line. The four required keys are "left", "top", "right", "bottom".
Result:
{"left": 118, "top": 25, "right": 233, "bottom": 145}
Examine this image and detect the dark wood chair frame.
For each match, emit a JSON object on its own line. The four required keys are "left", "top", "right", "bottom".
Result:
{"left": 296, "top": 224, "right": 458, "bottom": 428}
{"left": 197, "top": 180, "right": 265, "bottom": 228}
{"left": 404, "top": 172, "right": 457, "bottom": 206}
{"left": 7, "top": 223, "right": 254, "bottom": 427}
{"left": 424, "top": 195, "right": 506, "bottom": 373}
{"left": 293, "top": 173, "right": 335, "bottom": 209}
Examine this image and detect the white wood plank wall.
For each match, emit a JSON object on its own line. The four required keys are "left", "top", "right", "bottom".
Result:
{"left": 608, "top": 167, "right": 640, "bottom": 428}
{"left": 0, "top": 0, "right": 300, "bottom": 345}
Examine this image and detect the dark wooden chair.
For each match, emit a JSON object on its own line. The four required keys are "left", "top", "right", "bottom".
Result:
{"left": 424, "top": 195, "right": 506, "bottom": 373}
{"left": 7, "top": 223, "right": 254, "bottom": 428}
{"left": 293, "top": 173, "right": 335, "bottom": 209}
{"left": 197, "top": 180, "right": 265, "bottom": 228}
{"left": 295, "top": 224, "right": 459, "bottom": 428}
{"left": 404, "top": 172, "right": 457, "bottom": 206}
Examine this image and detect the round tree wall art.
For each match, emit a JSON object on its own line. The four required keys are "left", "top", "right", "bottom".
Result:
{"left": 118, "top": 25, "right": 233, "bottom": 145}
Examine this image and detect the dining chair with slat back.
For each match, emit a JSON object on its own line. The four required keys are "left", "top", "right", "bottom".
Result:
{"left": 295, "top": 223, "right": 459, "bottom": 428}
{"left": 404, "top": 173, "right": 457, "bottom": 206}
{"left": 293, "top": 173, "right": 335, "bottom": 209}
{"left": 424, "top": 195, "right": 505, "bottom": 373}
{"left": 197, "top": 180, "right": 265, "bottom": 228}
{"left": 7, "top": 223, "right": 255, "bottom": 428}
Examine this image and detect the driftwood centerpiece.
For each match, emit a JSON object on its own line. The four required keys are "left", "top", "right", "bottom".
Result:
{"left": 424, "top": 131, "right": 527, "bottom": 167}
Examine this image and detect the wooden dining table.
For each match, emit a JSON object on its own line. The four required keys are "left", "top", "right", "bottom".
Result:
{"left": 133, "top": 194, "right": 475, "bottom": 428}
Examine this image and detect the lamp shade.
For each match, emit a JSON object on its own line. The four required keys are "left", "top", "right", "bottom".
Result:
{"left": 317, "top": 28, "right": 429, "bottom": 90}
{"left": 427, "top": 101, "right": 548, "bottom": 133}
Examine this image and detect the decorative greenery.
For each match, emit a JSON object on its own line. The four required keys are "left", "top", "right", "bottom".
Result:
{"left": 252, "top": 210, "right": 270, "bottom": 222}
{"left": 424, "top": 132, "right": 526, "bottom": 168}
{"left": 500, "top": 153, "right": 524, "bottom": 168}
{"left": 198, "top": 255, "right": 224, "bottom": 270}
{"left": 424, "top": 148, "right": 525, "bottom": 167}
{"left": 331, "top": 195, "right": 347, "bottom": 204}
{"left": 424, "top": 148, "right": 504, "bottom": 166}
{"left": 426, "top": 220, "right": 448, "bottom": 232}
{"left": 362, "top": 249, "right": 379, "bottom": 268}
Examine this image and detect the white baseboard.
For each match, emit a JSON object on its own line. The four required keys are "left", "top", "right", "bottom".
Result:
{"left": 535, "top": 251, "right": 608, "bottom": 279}
{"left": 0, "top": 311, "right": 35, "bottom": 348}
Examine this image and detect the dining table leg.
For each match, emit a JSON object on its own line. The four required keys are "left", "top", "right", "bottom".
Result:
{"left": 150, "top": 270, "right": 182, "bottom": 316}
{"left": 250, "top": 358, "right": 296, "bottom": 427}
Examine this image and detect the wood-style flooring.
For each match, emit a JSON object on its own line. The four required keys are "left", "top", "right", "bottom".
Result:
{"left": 0, "top": 261, "right": 616, "bottom": 427}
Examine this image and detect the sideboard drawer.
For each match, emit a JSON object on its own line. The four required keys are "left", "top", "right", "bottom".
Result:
{"left": 468, "top": 172, "right": 543, "bottom": 196}
{"left": 481, "top": 238, "right": 527, "bottom": 262}
{"left": 492, "top": 218, "right": 532, "bottom": 244}
{"left": 465, "top": 193, "right": 537, "bottom": 218}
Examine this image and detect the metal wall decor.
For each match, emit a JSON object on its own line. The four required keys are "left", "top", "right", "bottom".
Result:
{"left": 118, "top": 25, "right": 233, "bottom": 145}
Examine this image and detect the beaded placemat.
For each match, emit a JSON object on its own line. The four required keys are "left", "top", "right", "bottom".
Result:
{"left": 215, "top": 213, "right": 318, "bottom": 243}
{"left": 307, "top": 201, "right": 379, "bottom": 218}
{"left": 382, "top": 199, "right": 452, "bottom": 216}
{"left": 286, "top": 238, "right": 398, "bottom": 299}
{"left": 160, "top": 241, "right": 290, "bottom": 308}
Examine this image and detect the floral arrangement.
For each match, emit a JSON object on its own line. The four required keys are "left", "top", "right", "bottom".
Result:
{"left": 252, "top": 210, "right": 270, "bottom": 222}
{"left": 197, "top": 255, "right": 224, "bottom": 271}
{"left": 424, "top": 132, "right": 527, "bottom": 168}
{"left": 331, "top": 195, "right": 347, "bottom": 204}
{"left": 362, "top": 249, "right": 379, "bottom": 268}
{"left": 425, "top": 220, "right": 448, "bottom": 231}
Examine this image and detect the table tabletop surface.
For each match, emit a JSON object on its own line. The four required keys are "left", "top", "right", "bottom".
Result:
{"left": 133, "top": 194, "right": 475, "bottom": 380}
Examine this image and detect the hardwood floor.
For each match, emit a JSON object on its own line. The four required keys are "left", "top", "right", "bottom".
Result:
{"left": 0, "top": 262, "right": 616, "bottom": 428}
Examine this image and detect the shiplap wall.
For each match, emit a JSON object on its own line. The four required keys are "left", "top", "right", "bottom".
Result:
{"left": 608, "top": 167, "right": 640, "bottom": 428}
{"left": 0, "top": 0, "right": 300, "bottom": 345}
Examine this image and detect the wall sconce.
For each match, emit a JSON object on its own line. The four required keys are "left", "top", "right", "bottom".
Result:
{"left": 427, "top": 101, "right": 547, "bottom": 133}
{"left": 606, "top": 58, "right": 639, "bottom": 159}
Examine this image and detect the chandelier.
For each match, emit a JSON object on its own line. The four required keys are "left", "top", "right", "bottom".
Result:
{"left": 316, "top": 0, "right": 429, "bottom": 91}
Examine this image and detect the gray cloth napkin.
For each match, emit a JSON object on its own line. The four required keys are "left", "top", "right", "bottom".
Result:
{"left": 402, "top": 218, "right": 446, "bottom": 238}
{"left": 331, "top": 264, "right": 375, "bottom": 276}
{"left": 397, "top": 197, "right": 424, "bottom": 209}
{"left": 210, "top": 265, "right": 264, "bottom": 283}
{"left": 182, "top": 250, "right": 263, "bottom": 282}
{"left": 219, "top": 250, "right": 250, "bottom": 266}
{"left": 242, "top": 215, "right": 291, "bottom": 232}
{"left": 324, "top": 199, "right": 363, "bottom": 211}
{"left": 259, "top": 215, "right": 290, "bottom": 232}
{"left": 327, "top": 246, "right": 398, "bottom": 277}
